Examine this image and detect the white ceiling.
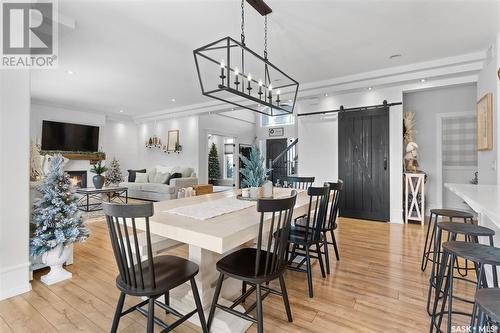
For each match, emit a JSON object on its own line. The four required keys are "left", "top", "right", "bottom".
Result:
{"left": 31, "top": 0, "right": 500, "bottom": 116}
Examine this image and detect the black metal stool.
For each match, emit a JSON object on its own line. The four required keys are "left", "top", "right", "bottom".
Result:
{"left": 421, "top": 209, "right": 474, "bottom": 272}
{"left": 471, "top": 288, "right": 500, "bottom": 332}
{"left": 430, "top": 241, "right": 500, "bottom": 333}
{"left": 427, "top": 222, "right": 495, "bottom": 316}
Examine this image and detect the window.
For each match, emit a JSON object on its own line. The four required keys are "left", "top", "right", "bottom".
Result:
{"left": 261, "top": 106, "right": 294, "bottom": 127}
{"left": 223, "top": 138, "right": 234, "bottom": 179}
{"left": 442, "top": 116, "right": 477, "bottom": 167}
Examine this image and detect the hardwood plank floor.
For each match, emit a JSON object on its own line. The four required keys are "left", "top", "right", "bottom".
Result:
{"left": 0, "top": 217, "right": 476, "bottom": 332}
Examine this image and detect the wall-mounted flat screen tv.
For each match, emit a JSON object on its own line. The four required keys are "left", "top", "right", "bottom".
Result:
{"left": 41, "top": 120, "right": 99, "bottom": 152}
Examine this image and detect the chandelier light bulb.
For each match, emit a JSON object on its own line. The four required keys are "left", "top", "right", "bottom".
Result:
{"left": 277, "top": 89, "right": 280, "bottom": 95}
{"left": 220, "top": 60, "right": 225, "bottom": 68}
{"left": 234, "top": 67, "right": 239, "bottom": 76}
{"left": 247, "top": 73, "right": 252, "bottom": 81}
{"left": 269, "top": 84, "right": 273, "bottom": 91}
{"left": 258, "top": 80, "right": 263, "bottom": 86}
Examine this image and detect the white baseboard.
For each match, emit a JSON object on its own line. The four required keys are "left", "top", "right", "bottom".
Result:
{"left": 0, "top": 262, "right": 32, "bottom": 300}
{"left": 390, "top": 208, "right": 404, "bottom": 224}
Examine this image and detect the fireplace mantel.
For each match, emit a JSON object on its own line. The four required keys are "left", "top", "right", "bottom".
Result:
{"left": 41, "top": 151, "right": 106, "bottom": 164}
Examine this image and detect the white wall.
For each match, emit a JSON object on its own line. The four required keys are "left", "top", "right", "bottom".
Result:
{"left": 403, "top": 84, "right": 477, "bottom": 212}
{"left": 31, "top": 103, "right": 139, "bottom": 183}
{"left": 0, "top": 70, "right": 32, "bottom": 300}
{"left": 297, "top": 115, "right": 338, "bottom": 185}
{"left": 477, "top": 36, "right": 500, "bottom": 185}
{"left": 137, "top": 116, "right": 199, "bottom": 173}
{"left": 296, "top": 86, "right": 404, "bottom": 223}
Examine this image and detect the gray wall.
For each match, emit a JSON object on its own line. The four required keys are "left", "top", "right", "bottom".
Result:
{"left": 403, "top": 83, "right": 477, "bottom": 212}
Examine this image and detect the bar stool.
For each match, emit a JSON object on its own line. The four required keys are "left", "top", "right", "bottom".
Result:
{"left": 430, "top": 241, "right": 500, "bottom": 333}
{"left": 427, "top": 222, "right": 496, "bottom": 316}
{"left": 421, "top": 209, "right": 474, "bottom": 272}
{"left": 471, "top": 288, "right": 500, "bottom": 332}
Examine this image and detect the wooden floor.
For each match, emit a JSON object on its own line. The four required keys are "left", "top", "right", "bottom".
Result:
{"left": 0, "top": 217, "right": 477, "bottom": 333}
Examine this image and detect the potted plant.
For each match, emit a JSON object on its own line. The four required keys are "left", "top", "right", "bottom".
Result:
{"left": 31, "top": 154, "right": 90, "bottom": 285}
{"left": 240, "top": 145, "right": 269, "bottom": 199}
{"left": 90, "top": 160, "right": 108, "bottom": 189}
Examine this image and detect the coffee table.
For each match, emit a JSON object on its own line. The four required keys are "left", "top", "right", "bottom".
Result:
{"left": 76, "top": 186, "right": 128, "bottom": 212}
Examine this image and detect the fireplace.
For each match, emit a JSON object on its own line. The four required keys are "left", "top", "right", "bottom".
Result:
{"left": 67, "top": 171, "right": 87, "bottom": 188}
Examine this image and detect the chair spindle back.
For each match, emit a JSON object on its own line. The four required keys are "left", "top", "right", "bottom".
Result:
{"left": 255, "top": 190, "right": 298, "bottom": 277}
{"left": 324, "top": 180, "right": 343, "bottom": 231}
{"left": 302, "top": 186, "right": 330, "bottom": 243}
{"left": 103, "top": 202, "right": 155, "bottom": 291}
{"left": 287, "top": 176, "right": 315, "bottom": 190}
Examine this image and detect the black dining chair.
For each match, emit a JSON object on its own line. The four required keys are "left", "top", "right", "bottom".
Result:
{"left": 102, "top": 202, "right": 208, "bottom": 333}
{"left": 287, "top": 185, "right": 330, "bottom": 298}
{"left": 207, "top": 191, "right": 298, "bottom": 333}
{"left": 322, "top": 180, "right": 343, "bottom": 274}
{"left": 287, "top": 176, "right": 315, "bottom": 190}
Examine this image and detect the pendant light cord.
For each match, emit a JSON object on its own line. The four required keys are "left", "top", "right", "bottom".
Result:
{"left": 241, "top": 0, "right": 245, "bottom": 45}
{"left": 264, "top": 15, "right": 268, "bottom": 59}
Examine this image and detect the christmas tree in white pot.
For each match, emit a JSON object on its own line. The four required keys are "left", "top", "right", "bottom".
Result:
{"left": 31, "top": 154, "right": 90, "bottom": 285}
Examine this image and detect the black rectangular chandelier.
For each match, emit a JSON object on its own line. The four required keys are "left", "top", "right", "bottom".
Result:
{"left": 193, "top": 1, "right": 299, "bottom": 117}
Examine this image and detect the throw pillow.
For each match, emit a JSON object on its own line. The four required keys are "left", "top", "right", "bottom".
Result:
{"left": 166, "top": 172, "right": 182, "bottom": 185}
{"left": 154, "top": 171, "right": 171, "bottom": 184}
{"left": 127, "top": 169, "right": 146, "bottom": 182}
{"left": 135, "top": 172, "right": 149, "bottom": 183}
{"left": 146, "top": 168, "right": 157, "bottom": 182}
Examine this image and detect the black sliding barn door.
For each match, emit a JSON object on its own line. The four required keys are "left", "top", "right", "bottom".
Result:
{"left": 338, "top": 107, "right": 390, "bottom": 221}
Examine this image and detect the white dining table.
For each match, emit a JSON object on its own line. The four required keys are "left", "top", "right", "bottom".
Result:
{"left": 134, "top": 187, "right": 310, "bottom": 333}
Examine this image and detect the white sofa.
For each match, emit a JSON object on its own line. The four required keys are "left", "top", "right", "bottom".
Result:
{"left": 120, "top": 166, "right": 198, "bottom": 201}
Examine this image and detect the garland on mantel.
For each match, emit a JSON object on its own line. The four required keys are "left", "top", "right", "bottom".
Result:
{"left": 41, "top": 150, "right": 106, "bottom": 159}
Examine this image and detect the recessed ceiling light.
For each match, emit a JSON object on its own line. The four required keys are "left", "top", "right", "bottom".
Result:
{"left": 420, "top": 78, "right": 426, "bottom": 83}
{"left": 66, "top": 70, "right": 74, "bottom": 75}
{"left": 389, "top": 54, "right": 402, "bottom": 59}
{"left": 231, "top": 108, "right": 234, "bottom": 111}
{"left": 119, "top": 109, "right": 124, "bottom": 113}
{"left": 324, "top": 93, "right": 328, "bottom": 97}
{"left": 171, "top": 98, "right": 176, "bottom": 102}
{"left": 368, "top": 87, "right": 373, "bottom": 91}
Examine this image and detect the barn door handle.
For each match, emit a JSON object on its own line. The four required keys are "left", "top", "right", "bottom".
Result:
{"left": 383, "top": 158, "right": 388, "bottom": 170}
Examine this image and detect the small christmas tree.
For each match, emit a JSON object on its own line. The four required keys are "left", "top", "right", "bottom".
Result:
{"left": 208, "top": 142, "right": 221, "bottom": 184}
{"left": 105, "top": 158, "right": 123, "bottom": 185}
{"left": 31, "top": 154, "right": 90, "bottom": 257}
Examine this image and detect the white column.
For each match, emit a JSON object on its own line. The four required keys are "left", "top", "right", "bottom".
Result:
{"left": 0, "top": 70, "right": 32, "bottom": 300}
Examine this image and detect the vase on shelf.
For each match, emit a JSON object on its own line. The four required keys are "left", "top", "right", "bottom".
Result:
{"left": 40, "top": 244, "right": 72, "bottom": 285}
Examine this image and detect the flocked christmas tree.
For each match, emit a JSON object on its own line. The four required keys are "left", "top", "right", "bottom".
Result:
{"left": 105, "top": 158, "right": 123, "bottom": 185}
{"left": 239, "top": 145, "right": 267, "bottom": 188}
{"left": 208, "top": 142, "right": 221, "bottom": 184}
{"left": 31, "top": 154, "right": 90, "bottom": 257}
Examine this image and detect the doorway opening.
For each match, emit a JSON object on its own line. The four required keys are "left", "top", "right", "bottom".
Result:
{"left": 208, "top": 133, "right": 235, "bottom": 192}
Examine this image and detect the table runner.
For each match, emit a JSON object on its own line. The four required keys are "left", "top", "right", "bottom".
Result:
{"left": 164, "top": 188, "right": 301, "bottom": 220}
{"left": 164, "top": 197, "right": 256, "bottom": 220}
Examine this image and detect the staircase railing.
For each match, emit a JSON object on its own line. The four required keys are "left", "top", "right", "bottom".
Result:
{"left": 268, "top": 138, "right": 298, "bottom": 184}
